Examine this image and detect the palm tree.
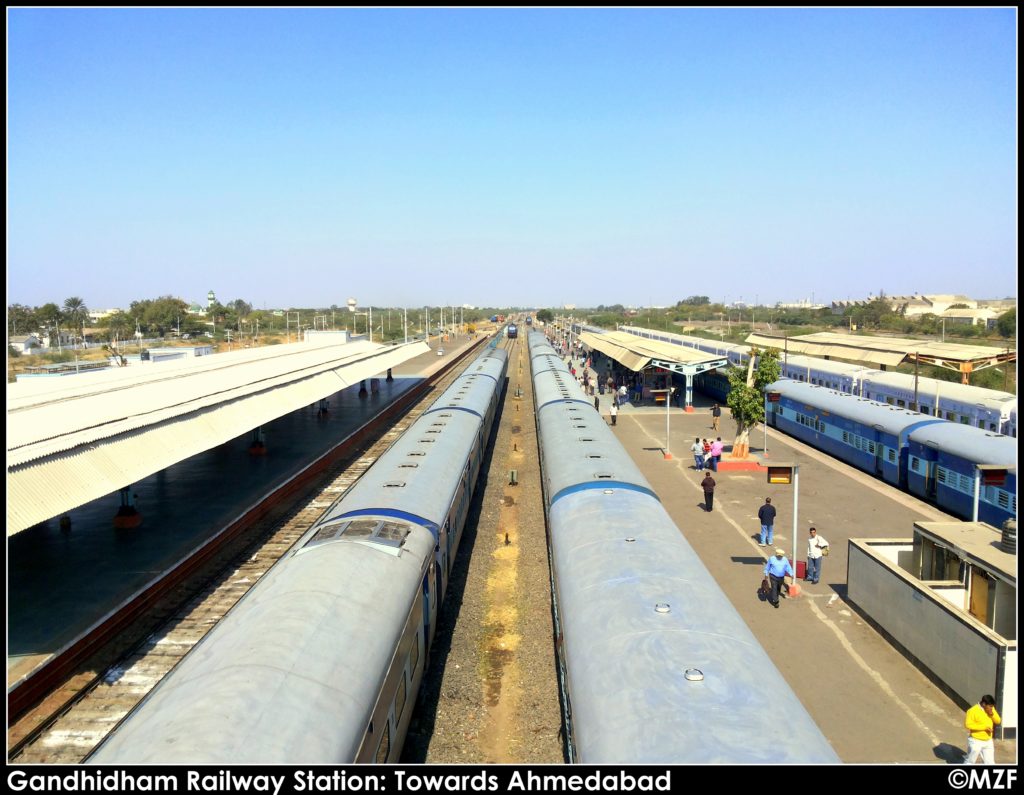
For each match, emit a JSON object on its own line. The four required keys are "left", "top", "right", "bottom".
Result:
{"left": 63, "top": 297, "right": 89, "bottom": 349}
{"left": 101, "top": 311, "right": 133, "bottom": 347}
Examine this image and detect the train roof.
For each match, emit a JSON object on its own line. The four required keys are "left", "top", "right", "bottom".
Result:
{"left": 426, "top": 353, "right": 507, "bottom": 418}
{"left": 547, "top": 489, "right": 839, "bottom": 763}
{"left": 783, "top": 354, "right": 872, "bottom": 377}
{"left": 767, "top": 378, "right": 941, "bottom": 436}
{"left": 907, "top": 422, "right": 1017, "bottom": 468}
{"left": 862, "top": 370, "right": 1017, "bottom": 408}
{"left": 322, "top": 410, "right": 481, "bottom": 531}
{"left": 91, "top": 520, "right": 436, "bottom": 763}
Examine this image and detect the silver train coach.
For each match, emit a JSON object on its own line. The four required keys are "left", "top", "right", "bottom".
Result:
{"left": 89, "top": 342, "right": 509, "bottom": 764}
{"left": 528, "top": 330, "right": 838, "bottom": 764}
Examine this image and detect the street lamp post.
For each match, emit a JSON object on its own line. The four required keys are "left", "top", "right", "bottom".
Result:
{"left": 767, "top": 463, "right": 800, "bottom": 579}
{"left": 655, "top": 387, "right": 671, "bottom": 458}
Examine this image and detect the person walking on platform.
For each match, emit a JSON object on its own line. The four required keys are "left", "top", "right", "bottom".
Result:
{"left": 701, "top": 472, "right": 716, "bottom": 512}
{"left": 763, "top": 548, "right": 794, "bottom": 609}
{"left": 609, "top": 402, "right": 617, "bottom": 426}
{"left": 712, "top": 403, "right": 722, "bottom": 432}
{"left": 963, "top": 695, "right": 1001, "bottom": 764}
{"left": 805, "top": 527, "right": 829, "bottom": 584}
{"left": 692, "top": 437, "right": 705, "bottom": 471}
{"left": 758, "top": 498, "right": 776, "bottom": 547}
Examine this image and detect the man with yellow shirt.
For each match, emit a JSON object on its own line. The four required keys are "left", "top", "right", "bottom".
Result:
{"left": 963, "top": 694, "right": 1001, "bottom": 764}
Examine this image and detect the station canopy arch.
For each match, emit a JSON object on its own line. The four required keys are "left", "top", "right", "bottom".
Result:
{"left": 577, "top": 330, "right": 727, "bottom": 409}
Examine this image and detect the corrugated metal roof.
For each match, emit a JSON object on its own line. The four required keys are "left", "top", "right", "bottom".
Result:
{"left": 580, "top": 331, "right": 724, "bottom": 372}
{"left": 6, "top": 340, "right": 429, "bottom": 536}
{"left": 745, "top": 332, "right": 1013, "bottom": 367}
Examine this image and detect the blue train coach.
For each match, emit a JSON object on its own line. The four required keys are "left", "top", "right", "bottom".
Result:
{"left": 766, "top": 379, "right": 943, "bottom": 487}
{"left": 906, "top": 423, "right": 1017, "bottom": 527}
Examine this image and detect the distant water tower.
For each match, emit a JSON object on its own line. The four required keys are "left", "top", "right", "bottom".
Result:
{"left": 208, "top": 290, "right": 216, "bottom": 308}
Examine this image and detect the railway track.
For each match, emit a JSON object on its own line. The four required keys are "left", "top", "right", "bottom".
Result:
{"left": 8, "top": 342, "right": 485, "bottom": 763}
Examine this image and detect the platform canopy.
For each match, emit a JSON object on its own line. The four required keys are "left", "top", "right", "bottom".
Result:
{"left": 578, "top": 330, "right": 727, "bottom": 374}
{"left": 6, "top": 339, "right": 429, "bottom": 536}
{"left": 744, "top": 331, "right": 1015, "bottom": 381}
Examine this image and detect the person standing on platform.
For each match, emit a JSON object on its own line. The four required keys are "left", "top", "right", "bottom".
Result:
{"left": 763, "top": 548, "right": 794, "bottom": 609}
{"left": 692, "top": 437, "right": 705, "bottom": 471}
{"left": 701, "top": 472, "right": 716, "bottom": 512}
{"left": 712, "top": 403, "right": 722, "bottom": 432}
{"left": 963, "top": 695, "right": 1001, "bottom": 764}
{"left": 806, "top": 527, "right": 829, "bottom": 584}
{"left": 710, "top": 437, "right": 724, "bottom": 471}
{"left": 609, "top": 402, "right": 617, "bottom": 426}
{"left": 618, "top": 384, "right": 628, "bottom": 404}
{"left": 758, "top": 497, "right": 777, "bottom": 547}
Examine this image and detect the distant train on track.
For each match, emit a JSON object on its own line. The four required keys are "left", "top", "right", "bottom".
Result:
{"left": 89, "top": 341, "right": 509, "bottom": 764}
{"left": 617, "top": 327, "right": 1017, "bottom": 437}
{"left": 529, "top": 330, "right": 838, "bottom": 763}
{"left": 766, "top": 379, "right": 1017, "bottom": 527}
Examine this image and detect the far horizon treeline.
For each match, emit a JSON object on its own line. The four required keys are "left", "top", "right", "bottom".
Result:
{"left": 7, "top": 294, "right": 1017, "bottom": 392}
{"left": 7, "top": 296, "right": 504, "bottom": 346}
{"left": 8, "top": 293, "right": 1016, "bottom": 344}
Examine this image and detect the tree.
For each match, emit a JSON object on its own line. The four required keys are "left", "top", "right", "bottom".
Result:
{"left": 99, "top": 311, "right": 134, "bottom": 345}
{"left": 36, "top": 303, "right": 64, "bottom": 348}
{"left": 63, "top": 296, "right": 89, "bottom": 347}
{"left": 536, "top": 309, "right": 554, "bottom": 323}
{"left": 996, "top": 308, "right": 1015, "bottom": 339}
{"left": 229, "top": 298, "right": 253, "bottom": 318}
{"left": 678, "top": 296, "right": 711, "bottom": 306}
{"left": 8, "top": 304, "right": 38, "bottom": 336}
{"left": 725, "top": 347, "right": 781, "bottom": 459}
{"left": 130, "top": 296, "right": 189, "bottom": 336}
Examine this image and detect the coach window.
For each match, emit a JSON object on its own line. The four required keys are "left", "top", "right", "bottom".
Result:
{"left": 376, "top": 724, "right": 390, "bottom": 763}
{"left": 395, "top": 674, "right": 407, "bottom": 721}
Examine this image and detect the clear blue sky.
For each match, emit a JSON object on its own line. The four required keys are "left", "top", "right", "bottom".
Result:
{"left": 7, "top": 8, "right": 1017, "bottom": 311}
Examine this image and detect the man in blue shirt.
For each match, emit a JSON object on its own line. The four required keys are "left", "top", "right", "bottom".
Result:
{"left": 757, "top": 497, "right": 777, "bottom": 546}
{"left": 763, "top": 548, "right": 794, "bottom": 609}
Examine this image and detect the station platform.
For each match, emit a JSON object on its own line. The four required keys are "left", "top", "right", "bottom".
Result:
{"left": 608, "top": 397, "right": 1015, "bottom": 764}
{"left": 7, "top": 336, "right": 479, "bottom": 688}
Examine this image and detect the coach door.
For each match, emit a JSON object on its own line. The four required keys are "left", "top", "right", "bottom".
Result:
{"left": 871, "top": 438, "right": 884, "bottom": 477}
{"left": 925, "top": 461, "right": 938, "bottom": 499}
{"left": 969, "top": 568, "right": 991, "bottom": 627}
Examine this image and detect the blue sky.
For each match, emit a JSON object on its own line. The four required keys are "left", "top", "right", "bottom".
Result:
{"left": 7, "top": 8, "right": 1017, "bottom": 311}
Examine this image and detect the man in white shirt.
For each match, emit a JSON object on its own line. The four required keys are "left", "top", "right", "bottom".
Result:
{"left": 806, "top": 527, "right": 829, "bottom": 584}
